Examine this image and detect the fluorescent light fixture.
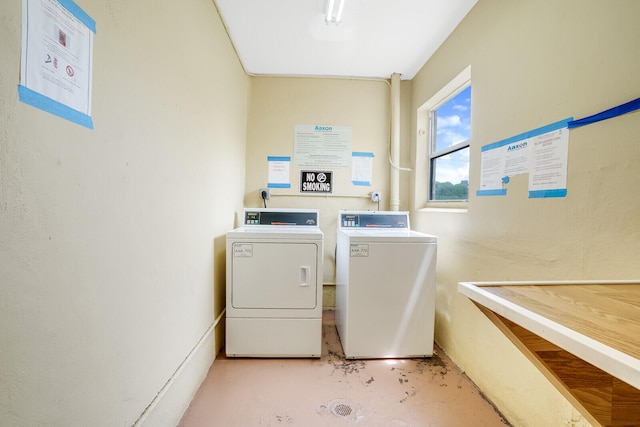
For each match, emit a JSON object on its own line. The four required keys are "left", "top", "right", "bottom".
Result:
{"left": 325, "top": 0, "right": 345, "bottom": 24}
{"left": 335, "top": 0, "right": 345, "bottom": 22}
{"left": 325, "top": 0, "right": 335, "bottom": 22}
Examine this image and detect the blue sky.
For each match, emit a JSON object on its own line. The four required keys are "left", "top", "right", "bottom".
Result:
{"left": 434, "top": 86, "right": 471, "bottom": 184}
{"left": 436, "top": 86, "right": 471, "bottom": 150}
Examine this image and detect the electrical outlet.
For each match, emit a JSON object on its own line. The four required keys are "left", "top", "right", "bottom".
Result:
{"left": 371, "top": 191, "right": 381, "bottom": 202}
{"left": 260, "top": 188, "right": 270, "bottom": 200}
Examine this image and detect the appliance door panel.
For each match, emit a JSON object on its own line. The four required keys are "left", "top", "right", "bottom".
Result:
{"left": 231, "top": 242, "right": 318, "bottom": 309}
{"left": 347, "top": 241, "right": 436, "bottom": 357}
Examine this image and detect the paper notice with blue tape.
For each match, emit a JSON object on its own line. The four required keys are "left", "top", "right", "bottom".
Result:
{"left": 19, "top": 0, "right": 96, "bottom": 129}
{"left": 477, "top": 118, "right": 572, "bottom": 198}
{"left": 267, "top": 156, "right": 291, "bottom": 188}
{"left": 351, "top": 152, "right": 374, "bottom": 186}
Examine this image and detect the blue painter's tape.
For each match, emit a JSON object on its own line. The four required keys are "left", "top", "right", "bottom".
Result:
{"left": 529, "top": 189, "right": 567, "bottom": 198}
{"left": 567, "top": 97, "right": 640, "bottom": 129}
{"left": 352, "top": 152, "right": 374, "bottom": 157}
{"left": 268, "top": 183, "right": 290, "bottom": 189}
{"left": 267, "top": 156, "right": 290, "bottom": 162}
{"left": 481, "top": 118, "right": 573, "bottom": 152}
{"left": 58, "top": 0, "right": 96, "bottom": 33}
{"left": 502, "top": 176, "right": 510, "bottom": 184}
{"left": 476, "top": 189, "right": 507, "bottom": 196}
{"left": 18, "top": 85, "right": 93, "bottom": 129}
{"left": 352, "top": 180, "right": 370, "bottom": 186}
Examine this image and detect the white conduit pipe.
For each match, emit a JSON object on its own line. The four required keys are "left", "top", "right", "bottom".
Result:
{"left": 390, "top": 73, "right": 401, "bottom": 211}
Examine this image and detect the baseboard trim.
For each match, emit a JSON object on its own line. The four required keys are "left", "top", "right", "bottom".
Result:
{"left": 132, "top": 312, "right": 224, "bottom": 427}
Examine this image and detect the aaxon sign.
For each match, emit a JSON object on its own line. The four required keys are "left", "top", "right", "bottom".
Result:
{"left": 300, "top": 170, "right": 333, "bottom": 194}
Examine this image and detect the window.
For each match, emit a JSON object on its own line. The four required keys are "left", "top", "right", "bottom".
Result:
{"left": 429, "top": 85, "right": 471, "bottom": 201}
{"left": 414, "top": 66, "right": 471, "bottom": 209}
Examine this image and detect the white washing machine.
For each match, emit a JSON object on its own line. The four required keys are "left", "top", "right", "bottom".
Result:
{"left": 335, "top": 211, "right": 437, "bottom": 359}
{"left": 226, "top": 208, "right": 324, "bottom": 357}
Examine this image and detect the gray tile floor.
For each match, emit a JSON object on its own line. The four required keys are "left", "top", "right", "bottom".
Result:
{"left": 179, "top": 311, "right": 510, "bottom": 426}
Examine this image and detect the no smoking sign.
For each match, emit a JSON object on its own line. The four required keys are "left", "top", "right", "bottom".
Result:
{"left": 300, "top": 170, "right": 333, "bottom": 194}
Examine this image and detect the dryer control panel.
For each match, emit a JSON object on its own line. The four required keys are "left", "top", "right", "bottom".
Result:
{"left": 339, "top": 211, "right": 410, "bottom": 229}
{"left": 243, "top": 208, "right": 319, "bottom": 226}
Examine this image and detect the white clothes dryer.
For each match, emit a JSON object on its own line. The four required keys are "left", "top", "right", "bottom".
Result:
{"left": 335, "top": 211, "right": 437, "bottom": 359}
{"left": 226, "top": 208, "right": 324, "bottom": 357}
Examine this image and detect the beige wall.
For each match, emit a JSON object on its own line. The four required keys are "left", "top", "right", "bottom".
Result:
{"left": 410, "top": 0, "right": 640, "bottom": 425}
{"left": 0, "top": 1, "right": 248, "bottom": 426}
{"left": 3, "top": 0, "right": 639, "bottom": 426}
{"left": 244, "top": 76, "right": 393, "bottom": 286}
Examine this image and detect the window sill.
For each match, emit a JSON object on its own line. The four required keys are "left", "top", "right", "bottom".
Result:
{"left": 422, "top": 201, "right": 468, "bottom": 213}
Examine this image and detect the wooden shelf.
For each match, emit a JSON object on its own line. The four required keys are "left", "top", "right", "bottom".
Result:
{"left": 458, "top": 280, "right": 640, "bottom": 427}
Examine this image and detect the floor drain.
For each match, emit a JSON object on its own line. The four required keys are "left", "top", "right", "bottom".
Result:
{"left": 331, "top": 403, "right": 353, "bottom": 417}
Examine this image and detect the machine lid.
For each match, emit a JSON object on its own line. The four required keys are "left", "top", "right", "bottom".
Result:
{"left": 242, "top": 208, "right": 319, "bottom": 227}
{"left": 338, "top": 228, "right": 437, "bottom": 243}
{"left": 338, "top": 211, "right": 410, "bottom": 229}
{"left": 227, "top": 226, "right": 324, "bottom": 239}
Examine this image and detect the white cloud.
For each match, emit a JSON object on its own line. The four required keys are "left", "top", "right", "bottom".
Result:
{"left": 435, "top": 166, "right": 468, "bottom": 184}
{"left": 438, "top": 129, "right": 468, "bottom": 147}
{"left": 438, "top": 115, "right": 461, "bottom": 127}
{"left": 435, "top": 149, "right": 470, "bottom": 184}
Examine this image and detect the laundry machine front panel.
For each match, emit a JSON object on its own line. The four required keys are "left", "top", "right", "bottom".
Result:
{"left": 335, "top": 210, "right": 438, "bottom": 359}
{"left": 231, "top": 241, "right": 318, "bottom": 310}
{"left": 226, "top": 318, "right": 322, "bottom": 357}
{"left": 345, "top": 241, "right": 436, "bottom": 358}
{"left": 225, "top": 208, "right": 324, "bottom": 357}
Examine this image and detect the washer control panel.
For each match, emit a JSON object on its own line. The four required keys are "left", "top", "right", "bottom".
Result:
{"left": 243, "top": 209, "right": 319, "bottom": 226}
{"left": 339, "top": 211, "right": 409, "bottom": 229}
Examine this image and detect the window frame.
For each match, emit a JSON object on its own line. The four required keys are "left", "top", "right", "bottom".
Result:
{"left": 428, "top": 84, "right": 471, "bottom": 202}
{"left": 415, "top": 66, "right": 471, "bottom": 209}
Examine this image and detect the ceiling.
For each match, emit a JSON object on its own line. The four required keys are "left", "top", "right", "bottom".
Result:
{"left": 214, "top": 0, "right": 478, "bottom": 81}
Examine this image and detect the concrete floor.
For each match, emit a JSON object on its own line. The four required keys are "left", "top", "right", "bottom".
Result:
{"left": 179, "top": 311, "right": 511, "bottom": 427}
